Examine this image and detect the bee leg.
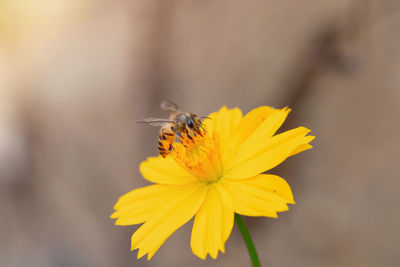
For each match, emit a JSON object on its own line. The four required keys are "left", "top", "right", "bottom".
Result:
{"left": 182, "top": 128, "right": 194, "bottom": 143}
{"left": 187, "top": 133, "right": 194, "bottom": 142}
{"left": 169, "top": 144, "right": 174, "bottom": 152}
{"left": 171, "top": 127, "right": 182, "bottom": 137}
{"left": 171, "top": 127, "right": 184, "bottom": 143}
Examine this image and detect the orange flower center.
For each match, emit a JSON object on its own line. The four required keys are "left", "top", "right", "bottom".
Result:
{"left": 171, "top": 128, "right": 223, "bottom": 183}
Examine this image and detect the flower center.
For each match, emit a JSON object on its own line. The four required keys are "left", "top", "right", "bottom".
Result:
{"left": 171, "top": 128, "right": 223, "bottom": 183}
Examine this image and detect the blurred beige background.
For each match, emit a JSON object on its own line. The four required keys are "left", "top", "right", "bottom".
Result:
{"left": 1, "top": 0, "right": 399, "bottom": 266}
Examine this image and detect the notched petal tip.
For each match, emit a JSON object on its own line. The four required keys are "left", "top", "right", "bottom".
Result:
{"left": 282, "top": 106, "right": 292, "bottom": 114}
{"left": 147, "top": 251, "right": 155, "bottom": 260}
{"left": 289, "top": 134, "right": 315, "bottom": 157}
{"left": 195, "top": 252, "right": 207, "bottom": 260}
{"left": 110, "top": 211, "right": 118, "bottom": 219}
{"left": 115, "top": 219, "right": 127, "bottom": 225}
{"left": 219, "top": 105, "right": 228, "bottom": 111}
{"left": 209, "top": 250, "right": 218, "bottom": 259}
{"left": 133, "top": 242, "right": 153, "bottom": 260}
{"left": 137, "top": 248, "right": 146, "bottom": 259}
{"left": 112, "top": 197, "right": 125, "bottom": 210}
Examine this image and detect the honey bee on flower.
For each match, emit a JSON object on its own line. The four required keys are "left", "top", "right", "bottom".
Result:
{"left": 135, "top": 100, "right": 206, "bottom": 157}
{"left": 111, "top": 105, "right": 315, "bottom": 261}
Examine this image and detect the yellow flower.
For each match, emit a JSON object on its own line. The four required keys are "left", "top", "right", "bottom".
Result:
{"left": 110, "top": 106, "right": 314, "bottom": 260}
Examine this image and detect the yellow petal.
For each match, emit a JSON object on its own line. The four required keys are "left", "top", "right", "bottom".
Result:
{"left": 203, "top": 106, "right": 242, "bottom": 158}
{"left": 227, "top": 106, "right": 286, "bottom": 153}
{"left": 289, "top": 143, "right": 313, "bottom": 156}
{"left": 224, "top": 107, "right": 291, "bottom": 166}
{"left": 224, "top": 127, "right": 314, "bottom": 179}
{"left": 131, "top": 183, "right": 207, "bottom": 260}
{"left": 140, "top": 156, "right": 197, "bottom": 185}
{"left": 111, "top": 184, "right": 191, "bottom": 225}
{"left": 190, "top": 183, "right": 234, "bottom": 259}
{"left": 221, "top": 174, "right": 294, "bottom": 217}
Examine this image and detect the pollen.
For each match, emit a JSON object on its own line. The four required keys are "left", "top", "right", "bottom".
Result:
{"left": 172, "top": 129, "right": 223, "bottom": 183}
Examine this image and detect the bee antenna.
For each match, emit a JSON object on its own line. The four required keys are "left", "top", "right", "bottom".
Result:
{"left": 200, "top": 116, "right": 211, "bottom": 120}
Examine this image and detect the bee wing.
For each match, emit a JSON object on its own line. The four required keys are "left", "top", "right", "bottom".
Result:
{"left": 160, "top": 100, "right": 179, "bottom": 113}
{"left": 135, "top": 118, "right": 176, "bottom": 127}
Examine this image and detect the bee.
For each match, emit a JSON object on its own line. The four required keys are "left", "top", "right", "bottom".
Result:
{"left": 136, "top": 100, "right": 206, "bottom": 157}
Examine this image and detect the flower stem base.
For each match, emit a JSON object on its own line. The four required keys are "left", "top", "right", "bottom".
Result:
{"left": 235, "top": 213, "right": 261, "bottom": 267}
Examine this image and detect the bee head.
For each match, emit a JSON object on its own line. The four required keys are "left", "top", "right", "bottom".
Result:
{"left": 186, "top": 118, "right": 194, "bottom": 128}
{"left": 186, "top": 114, "right": 201, "bottom": 130}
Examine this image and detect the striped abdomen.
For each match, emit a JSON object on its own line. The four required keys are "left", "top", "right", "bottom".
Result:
{"left": 158, "top": 127, "right": 175, "bottom": 157}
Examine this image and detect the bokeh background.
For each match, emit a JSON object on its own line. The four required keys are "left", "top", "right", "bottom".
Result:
{"left": 1, "top": 0, "right": 399, "bottom": 266}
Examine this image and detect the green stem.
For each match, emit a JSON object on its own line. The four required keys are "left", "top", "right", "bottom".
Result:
{"left": 235, "top": 213, "right": 261, "bottom": 267}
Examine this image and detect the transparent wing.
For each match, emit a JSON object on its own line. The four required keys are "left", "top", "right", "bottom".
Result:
{"left": 160, "top": 100, "right": 179, "bottom": 113}
{"left": 135, "top": 118, "right": 176, "bottom": 127}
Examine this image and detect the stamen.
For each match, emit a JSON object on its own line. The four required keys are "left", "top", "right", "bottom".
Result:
{"left": 171, "top": 128, "right": 223, "bottom": 183}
